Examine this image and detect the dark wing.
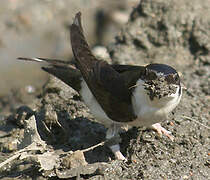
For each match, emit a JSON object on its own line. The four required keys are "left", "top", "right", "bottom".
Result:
{"left": 18, "top": 57, "right": 82, "bottom": 92}
{"left": 111, "top": 64, "right": 144, "bottom": 73}
{"left": 111, "top": 64, "right": 146, "bottom": 89}
{"left": 17, "top": 57, "right": 146, "bottom": 94}
{"left": 70, "top": 12, "right": 137, "bottom": 122}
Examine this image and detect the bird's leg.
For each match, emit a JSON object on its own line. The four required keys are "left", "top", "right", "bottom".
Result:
{"left": 150, "top": 123, "right": 174, "bottom": 141}
{"left": 106, "top": 124, "right": 126, "bottom": 160}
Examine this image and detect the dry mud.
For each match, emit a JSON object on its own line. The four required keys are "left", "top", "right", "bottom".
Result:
{"left": 0, "top": 0, "right": 209, "bottom": 179}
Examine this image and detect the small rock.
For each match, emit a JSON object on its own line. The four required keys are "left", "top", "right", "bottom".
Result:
{"left": 62, "top": 150, "right": 87, "bottom": 169}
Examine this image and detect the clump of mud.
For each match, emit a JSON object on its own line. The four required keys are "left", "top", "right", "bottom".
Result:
{"left": 144, "top": 76, "right": 177, "bottom": 100}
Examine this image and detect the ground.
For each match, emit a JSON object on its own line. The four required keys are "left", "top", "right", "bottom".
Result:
{"left": 0, "top": 0, "right": 209, "bottom": 179}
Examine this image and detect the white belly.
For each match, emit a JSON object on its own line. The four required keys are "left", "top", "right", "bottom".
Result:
{"left": 130, "top": 79, "right": 182, "bottom": 127}
{"left": 79, "top": 79, "right": 182, "bottom": 127}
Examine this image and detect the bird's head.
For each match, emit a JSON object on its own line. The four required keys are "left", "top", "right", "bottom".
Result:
{"left": 142, "top": 63, "right": 182, "bottom": 107}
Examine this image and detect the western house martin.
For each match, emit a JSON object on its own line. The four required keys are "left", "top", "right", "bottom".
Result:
{"left": 18, "top": 12, "right": 182, "bottom": 160}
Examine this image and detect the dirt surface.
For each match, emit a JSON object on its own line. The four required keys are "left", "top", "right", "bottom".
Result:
{"left": 0, "top": 0, "right": 209, "bottom": 179}
{"left": 0, "top": 0, "right": 135, "bottom": 96}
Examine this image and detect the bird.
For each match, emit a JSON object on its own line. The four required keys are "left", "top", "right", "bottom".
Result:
{"left": 18, "top": 12, "right": 182, "bottom": 160}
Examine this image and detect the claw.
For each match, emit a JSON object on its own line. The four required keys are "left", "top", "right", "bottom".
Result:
{"left": 150, "top": 123, "right": 174, "bottom": 141}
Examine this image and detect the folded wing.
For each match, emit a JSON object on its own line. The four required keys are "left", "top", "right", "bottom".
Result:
{"left": 70, "top": 12, "right": 137, "bottom": 122}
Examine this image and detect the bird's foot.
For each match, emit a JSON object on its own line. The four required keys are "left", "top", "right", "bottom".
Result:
{"left": 150, "top": 123, "right": 174, "bottom": 141}
{"left": 109, "top": 144, "right": 127, "bottom": 161}
{"left": 106, "top": 124, "right": 127, "bottom": 161}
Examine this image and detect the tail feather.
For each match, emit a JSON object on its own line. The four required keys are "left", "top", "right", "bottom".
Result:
{"left": 18, "top": 57, "right": 82, "bottom": 92}
{"left": 18, "top": 57, "right": 70, "bottom": 65}
{"left": 42, "top": 66, "right": 82, "bottom": 92}
{"left": 18, "top": 57, "right": 44, "bottom": 62}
